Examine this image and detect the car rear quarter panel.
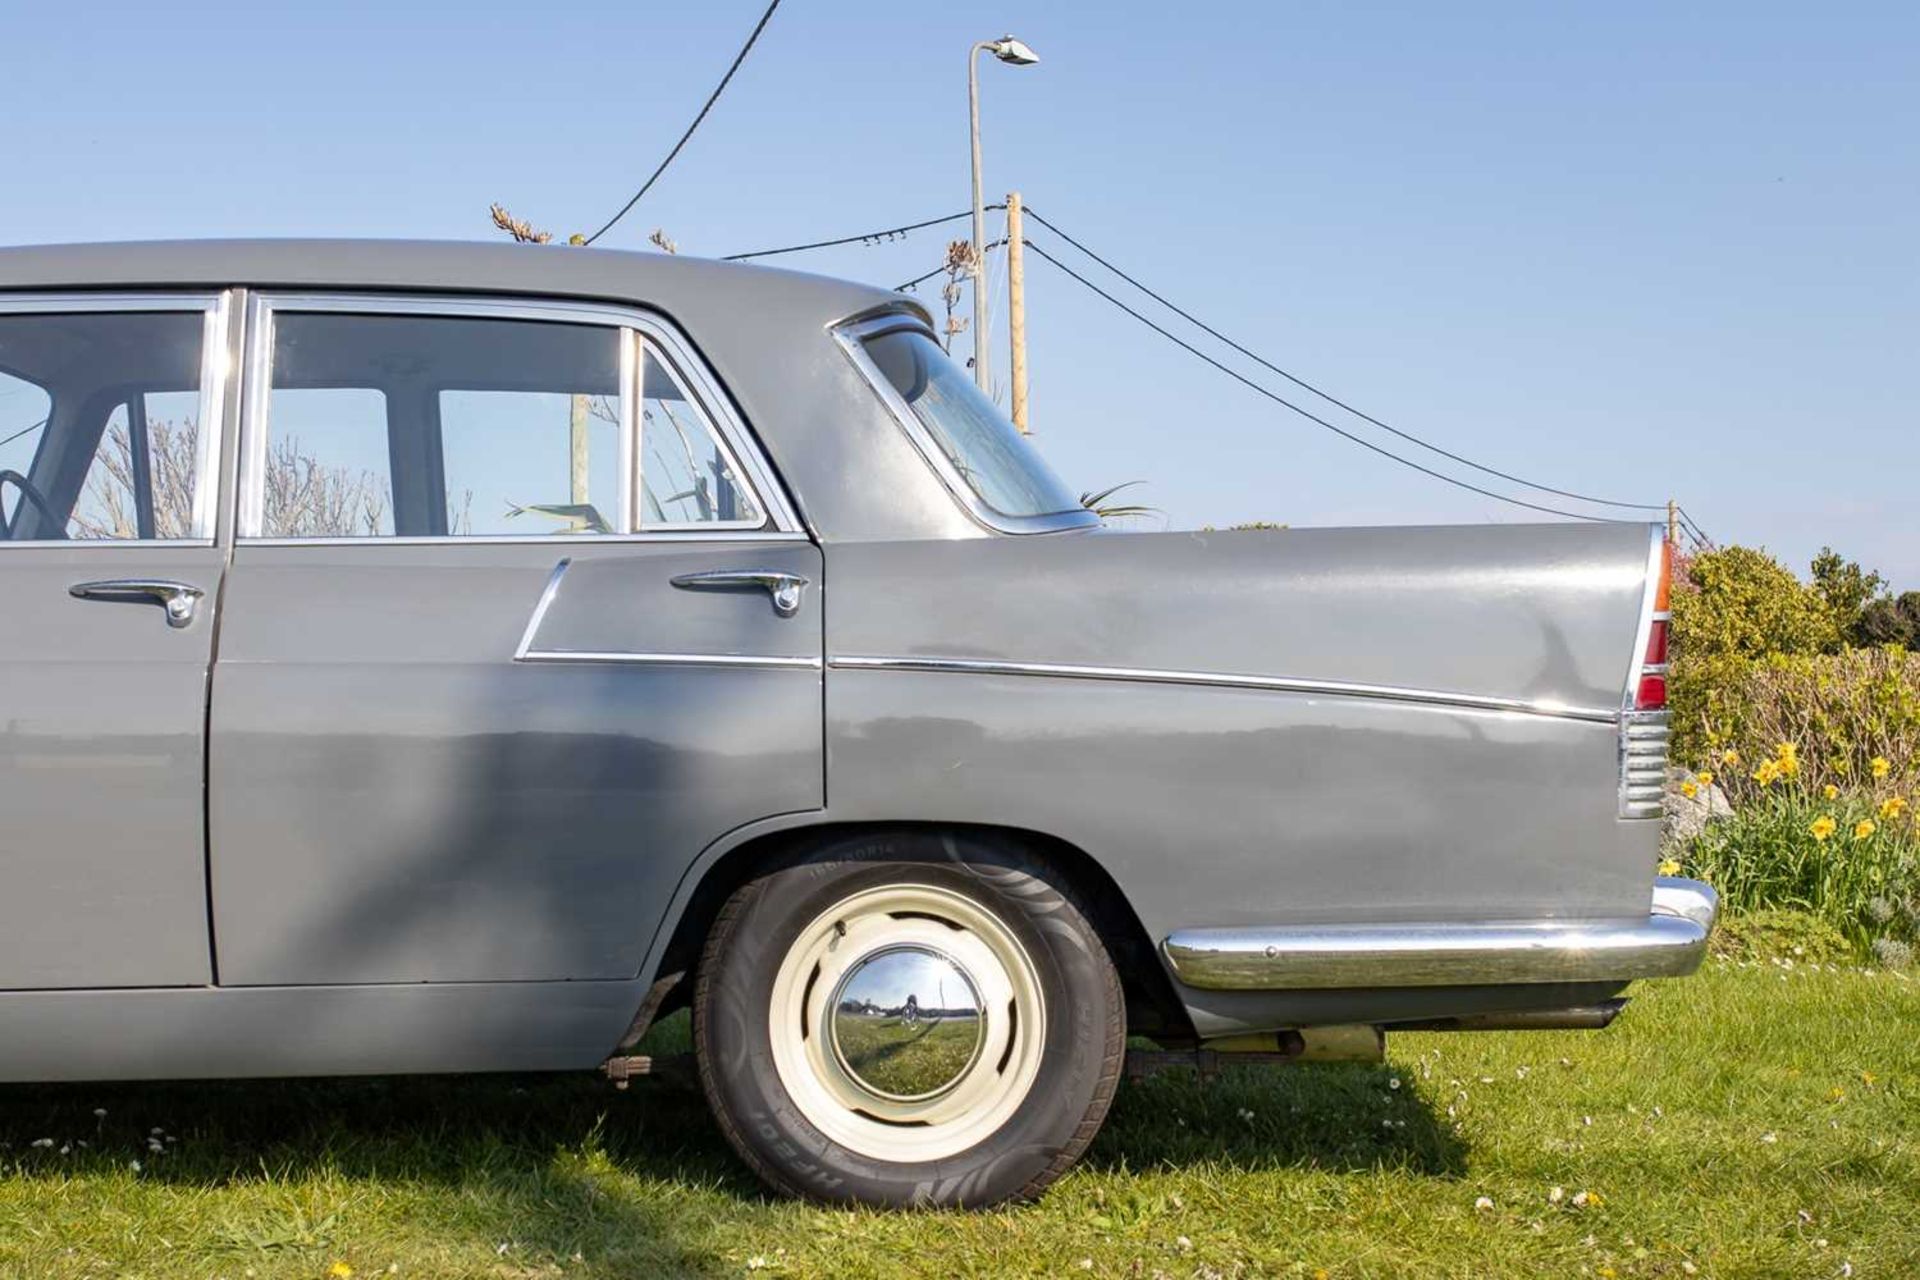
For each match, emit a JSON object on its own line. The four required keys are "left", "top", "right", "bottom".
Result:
{"left": 823, "top": 523, "right": 1660, "bottom": 952}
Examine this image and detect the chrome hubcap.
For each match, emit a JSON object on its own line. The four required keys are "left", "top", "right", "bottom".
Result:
{"left": 767, "top": 882, "right": 1047, "bottom": 1162}
{"left": 827, "top": 945, "right": 986, "bottom": 1102}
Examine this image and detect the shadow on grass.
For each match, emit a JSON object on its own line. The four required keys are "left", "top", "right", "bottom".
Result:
{"left": 0, "top": 1019, "right": 1466, "bottom": 1272}
{"left": 1089, "top": 1058, "right": 1468, "bottom": 1178}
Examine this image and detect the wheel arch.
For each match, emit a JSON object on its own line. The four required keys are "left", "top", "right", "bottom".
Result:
{"left": 639, "top": 819, "right": 1193, "bottom": 1043}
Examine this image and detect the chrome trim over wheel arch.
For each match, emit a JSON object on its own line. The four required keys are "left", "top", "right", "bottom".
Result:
{"left": 1162, "top": 877, "right": 1719, "bottom": 991}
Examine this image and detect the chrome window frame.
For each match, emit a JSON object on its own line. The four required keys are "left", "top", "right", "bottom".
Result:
{"left": 0, "top": 290, "right": 232, "bottom": 547}
{"left": 831, "top": 311, "right": 1099, "bottom": 537}
{"left": 236, "top": 292, "right": 801, "bottom": 544}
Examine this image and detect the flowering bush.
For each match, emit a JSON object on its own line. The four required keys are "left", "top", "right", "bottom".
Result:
{"left": 1670, "top": 780, "right": 1920, "bottom": 956}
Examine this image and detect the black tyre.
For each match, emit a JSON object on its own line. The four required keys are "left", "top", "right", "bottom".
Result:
{"left": 692, "top": 828, "right": 1125, "bottom": 1208}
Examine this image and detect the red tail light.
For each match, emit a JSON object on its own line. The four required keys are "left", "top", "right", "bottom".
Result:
{"left": 1634, "top": 539, "right": 1673, "bottom": 711}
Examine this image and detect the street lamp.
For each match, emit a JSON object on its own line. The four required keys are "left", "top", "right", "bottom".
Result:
{"left": 969, "top": 34, "right": 1039, "bottom": 391}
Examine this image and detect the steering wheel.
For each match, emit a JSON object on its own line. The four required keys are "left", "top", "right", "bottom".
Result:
{"left": 0, "top": 470, "right": 64, "bottom": 540}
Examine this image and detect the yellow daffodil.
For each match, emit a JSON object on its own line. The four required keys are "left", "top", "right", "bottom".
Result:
{"left": 1854, "top": 819, "right": 1877, "bottom": 840}
{"left": 1658, "top": 858, "right": 1681, "bottom": 876}
{"left": 1823, "top": 784, "right": 1840, "bottom": 800}
{"left": 1681, "top": 780, "right": 1699, "bottom": 799}
{"left": 1871, "top": 756, "right": 1892, "bottom": 779}
{"left": 1881, "top": 797, "right": 1909, "bottom": 821}
{"left": 1810, "top": 815, "right": 1837, "bottom": 842}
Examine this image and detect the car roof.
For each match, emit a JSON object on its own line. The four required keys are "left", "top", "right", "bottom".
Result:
{"left": 0, "top": 239, "right": 921, "bottom": 333}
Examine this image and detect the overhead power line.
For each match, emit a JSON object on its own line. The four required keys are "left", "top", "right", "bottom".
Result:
{"left": 583, "top": 0, "right": 784, "bottom": 246}
{"left": 1676, "top": 506, "right": 1715, "bottom": 548}
{"left": 718, "top": 204, "right": 1686, "bottom": 527}
{"left": 1021, "top": 208, "right": 1666, "bottom": 514}
{"left": 896, "top": 238, "right": 1006, "bottom": 293}
{"left": 0, "top": 417, "right": 48, "bottom": 451}
{"left": 1024, "top": 238, "right": 1621, "bottom": 523}
{"left": 727, "top": 208, "right": 1000, "bottom": 262}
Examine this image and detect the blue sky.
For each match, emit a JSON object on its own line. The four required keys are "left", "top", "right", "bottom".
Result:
{"left": 4, "top": 2, "right": 1914, "bottom": 582}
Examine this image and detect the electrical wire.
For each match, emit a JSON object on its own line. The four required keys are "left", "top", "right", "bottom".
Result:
{"left": 895, "top": 238, "right": 1006, "bottom": 294}
{"left": 583, "top": 0, "right": 784, "bottom": 246}
{"left": 1021, "top": 207, "right": 1668, "bottom": 514}
{"left": 1676, "top": 506, "right": 1715, "bottom": 549}
{"left": 0, "top": 417, "right": 48, "bottom": 451}
{"left": 716, "top": 203, "right": 1691, "bottom": 528}
{"left": 1025, "top": 238, "right": 1622, "bottom": 523}
{"left": 728, "top": 208, "right": 1001, "bottom": 262}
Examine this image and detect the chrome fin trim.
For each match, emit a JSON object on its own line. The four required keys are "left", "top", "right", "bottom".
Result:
{"left": 1162, "top": 877, "right": 1719, "bottom": 991}
{"left": 1619, "top": 710, "right": 1672, "bottom": 819}
{"left": 827, "top": 655, "right": 1617, "bottom": 723}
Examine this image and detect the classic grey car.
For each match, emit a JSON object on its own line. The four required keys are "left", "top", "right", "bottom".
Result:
{"left": 0, "top": 241, "right": 1714, "bottom": 1207}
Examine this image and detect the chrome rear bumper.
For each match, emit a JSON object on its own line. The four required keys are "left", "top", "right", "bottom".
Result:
{"left": 1163, "top": 877, "right": 1718, "bottom": 991}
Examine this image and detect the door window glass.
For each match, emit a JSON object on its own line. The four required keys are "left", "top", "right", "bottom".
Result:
{"left": 638, "top": 349, "right": 763, "bottom": 528}
{"left": 0, "top": 310, "right": 210, "bottom": 542}
{"left": 441, "top": 390, "right": 619, "bottom": 536}
{"left": 258, "top": 312, "right": 623, "bottom": 539}
{"left": 69, "top": 391, "right": 204, "bottom": 539}
{"left": 261, "top": 388, "right": 394, "bottom": 538}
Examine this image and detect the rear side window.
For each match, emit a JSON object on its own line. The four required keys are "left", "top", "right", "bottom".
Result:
{"left": 0, "top": 309, "right": 215, "bottom": 542}
{"left": 861, "top": 327, "right": 1082, "bottom": 520}
{"left": 248, "top": 308, "right": 770, "bottom": 539}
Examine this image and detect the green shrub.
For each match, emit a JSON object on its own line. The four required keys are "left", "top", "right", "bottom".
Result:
{"left": 1669, "top": 648, "right": 1920, "bottom": 802}
{"left": 1670, "top": 788, "right": 1920, "bottom": 950}
{"left": 1671, "top": 545, "right": 1839, "bottom": 662}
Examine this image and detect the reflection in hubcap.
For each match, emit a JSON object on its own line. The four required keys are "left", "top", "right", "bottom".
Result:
{"left": 827, "top": 945, "right": 986, "bottom": 1101}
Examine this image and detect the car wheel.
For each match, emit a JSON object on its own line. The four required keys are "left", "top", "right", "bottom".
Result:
{"left": 692, "top": 829, "right": 1125, "bottom": 1208}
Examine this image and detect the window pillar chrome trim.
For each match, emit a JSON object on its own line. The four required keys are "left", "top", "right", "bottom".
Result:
{"left": 1161, "top": 877, "right": 1719, "bottom": 991}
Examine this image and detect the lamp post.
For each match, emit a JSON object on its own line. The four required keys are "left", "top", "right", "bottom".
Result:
{"left": 968, "top": 34, "right": 1039, "bottom": 392}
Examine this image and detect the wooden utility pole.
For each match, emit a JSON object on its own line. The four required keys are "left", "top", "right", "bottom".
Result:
{"left": 1006, "top": 191, "right": 1030, "bottom": 433}
{"left": 570, "top": 395, "right": 592, "bottom": 504}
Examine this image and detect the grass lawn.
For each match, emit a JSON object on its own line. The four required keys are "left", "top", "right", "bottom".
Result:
{"left": 1, "top": 960, "right": 1915, "bottom": 1279}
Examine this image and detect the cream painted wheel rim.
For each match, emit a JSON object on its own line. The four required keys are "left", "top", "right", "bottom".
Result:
{"left": 767, "top": 882, "right": 1047, "bottom": 1162}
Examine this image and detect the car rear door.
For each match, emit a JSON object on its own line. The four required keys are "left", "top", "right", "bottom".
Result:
{"left": 0, "top": 294, "right": 233, "bottom": 988}
{"left": 207, "top": 294, "right": 822, "bottom": 985}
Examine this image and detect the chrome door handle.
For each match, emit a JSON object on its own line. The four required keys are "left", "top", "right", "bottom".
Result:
{"left": 670, "top": 569, "right": 810, "bottom": 618}
{"left": 69, "top": 579, "right": 206, "bottom": 629}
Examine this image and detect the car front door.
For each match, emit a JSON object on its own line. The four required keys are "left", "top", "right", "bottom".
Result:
{"left": 0, "top": 295, "right": 232, "bottom": 988}
{"left": 207, "top": 295, "right": 822, "bottom": 985}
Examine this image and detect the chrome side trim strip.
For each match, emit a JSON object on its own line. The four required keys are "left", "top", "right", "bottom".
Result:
{"left": 1162, "top": 878, "right": 1719, "bottom": 991}
{"left": 827, "top": 655, "right": 1617, "bottom": 723}
{"left": 516, "top": 650, "right": 821, "bottom": 669}
{"left": 512, "top": 558, "right": 572, "bottom": 660}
